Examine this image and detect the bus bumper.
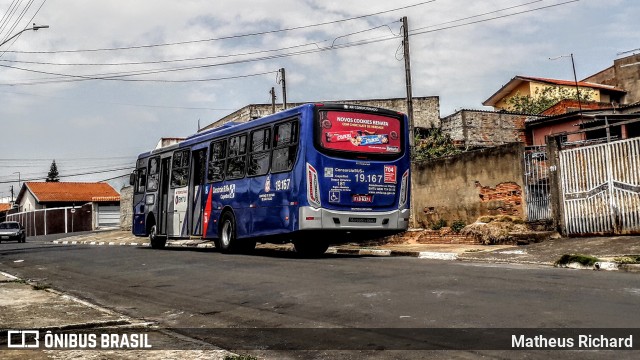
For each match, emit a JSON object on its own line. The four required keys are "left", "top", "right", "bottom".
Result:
{"left": 299, "top": 206, "right": 410, "bottom": 231}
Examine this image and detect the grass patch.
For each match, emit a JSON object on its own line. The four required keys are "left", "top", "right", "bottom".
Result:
{"left": 555, "top": 254, "right": 600, "bottom": 267}
{"left": 224, "top": 355, "right": 258, "bottom": 360}
{"left": 613, "top": 255, "right": 640, "bottom": 264}
{"left": 31, "top": 283, "right": 51, "bottom": 291}
{"left": 8, "top": 279, "right": 28, "bottom": 285}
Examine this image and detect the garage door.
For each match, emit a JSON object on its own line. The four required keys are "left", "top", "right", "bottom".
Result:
{"left": 98, "top": 205, "right": 120, "bottom": 228}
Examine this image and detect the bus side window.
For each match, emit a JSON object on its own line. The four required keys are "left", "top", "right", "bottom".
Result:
{"left": 208, "top": 140, "right": 227, "bottom": 183}
{"left": 136, "top": 168, "right": 147, "bottom": 193}
{"left": 171, "top": 149, "right": 190, "bottom": 188}
{"left": 271, "top": 120, "right": 299, "bottom": 173}
{"left": 227, "top": 134, "right": 247, "bottom": 180}
{"left": 248, "top": 127, "right": 271, "bottom": 177}
{"left": 147, "top": 157, "right": 160, "bottom": 191}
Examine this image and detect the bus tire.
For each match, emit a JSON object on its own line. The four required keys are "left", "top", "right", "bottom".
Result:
{"left": 293, "top": 239, "right": 329, "bottom": 258}
{"left": 216, "top": 212, "right": 236, "bottom": 253}
{"left": 149, "top": 223, "right": 166, "bottom": 249}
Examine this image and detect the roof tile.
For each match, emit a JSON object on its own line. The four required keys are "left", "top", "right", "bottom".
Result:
{"left": 25, "top": 182, "right": 120, "bottom": 203}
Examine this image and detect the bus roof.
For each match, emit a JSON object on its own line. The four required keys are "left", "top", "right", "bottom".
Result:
{"left": 135, "top": 102, "right": 405, "bottom": 159}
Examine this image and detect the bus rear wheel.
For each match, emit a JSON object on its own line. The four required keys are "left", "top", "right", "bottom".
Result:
{"left": 216, "top": 212, "right": 236, "bottom": 253}
{"left": 293, "top": 239, "right": 329, "bottom": 258}
{"left": 149, "top": 224, "right": 166, "bottom": 249}
{"left": 216, "top": 212, "right": 256, "bottom": 254}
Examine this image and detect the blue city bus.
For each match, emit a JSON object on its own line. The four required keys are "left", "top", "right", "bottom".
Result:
{"left": 131, "top": 103, "right": 410, "bottom": 256}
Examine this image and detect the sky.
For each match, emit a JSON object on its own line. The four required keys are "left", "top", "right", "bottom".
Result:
{"left": 0, "top": 0, "right": 639, "bottom": 201}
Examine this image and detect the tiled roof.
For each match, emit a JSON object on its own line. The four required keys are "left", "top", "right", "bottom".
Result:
{"left": 0, "top": 203, "right": 11, "bottom": 212}
{"left": 483, "top": 75, "right": 627, "bottom": 107}
{"left": 518, "top": 76, "right": 626, "bottom": 93}
{"left": 24, "top": 182, "right": 120, "bottom": 203}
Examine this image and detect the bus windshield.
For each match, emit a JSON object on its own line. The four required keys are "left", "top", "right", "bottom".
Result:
{"left": 317, "top": 110, "right": 402, "bottom": 156}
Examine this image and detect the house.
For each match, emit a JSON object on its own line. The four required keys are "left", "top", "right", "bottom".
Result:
{"left": 583, "top": 53, "right": 640, "bottom": 105}
{"left": 526, "top": 103, "right": 640, "bottom": 146}
{"left": 0, "top": 203, "right": 11, "bottom": 222}
{"left": 482, "top": 76, "right": 626, "bottom": 112}
{"left": 200, "top": 97, "right": 441, "bottom": 131}
{"left": 14, "top": 182, "right": 121, "bottom": 231}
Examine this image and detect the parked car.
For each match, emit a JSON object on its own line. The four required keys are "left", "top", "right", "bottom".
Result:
{"left": 0, "top": 221, "right": 26, "bottom": 243}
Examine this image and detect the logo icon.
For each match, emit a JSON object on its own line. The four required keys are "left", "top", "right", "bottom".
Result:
{"left": 7, "top": 330, "right": 40, "bottom": 348}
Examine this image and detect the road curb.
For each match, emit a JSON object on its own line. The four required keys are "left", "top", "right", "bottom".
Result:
{"left": 48, "top": 239, "right": 640, "bottom": 270}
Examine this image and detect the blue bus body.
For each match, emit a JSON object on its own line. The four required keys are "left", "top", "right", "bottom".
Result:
{"left": 131, "top": 103, "right": 410, "bottom": 252}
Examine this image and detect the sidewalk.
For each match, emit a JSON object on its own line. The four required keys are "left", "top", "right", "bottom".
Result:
{"left": 2, "top": 230, "right": 639, "bottom": 358}
{"left": 0, "top": 271, "right": 233, "bottom": 359}
{"left": 52, "top": 229, "right": 640, "bottom": 272}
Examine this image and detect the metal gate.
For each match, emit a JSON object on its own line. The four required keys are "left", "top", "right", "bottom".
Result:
{"left": 559, "top": 137, "right": 640, "bottom": 235}
{"left": 97, "top": 205, "right": 120, "bottom": 228}
{"left": 523, "top": 146, "right": 552, "bottom": 221}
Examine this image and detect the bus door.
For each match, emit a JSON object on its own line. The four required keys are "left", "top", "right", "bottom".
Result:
{"left": 158, "top": 157, "right": 171, "bottom": 235}
{"left": 190, "top": 148, "right": 207, "bottom": 236}
{"left": 168, "top": 149, "right": 190, "bottom": 237}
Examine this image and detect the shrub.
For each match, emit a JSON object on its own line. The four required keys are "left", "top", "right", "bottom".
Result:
{"left": 450, "top": 220, "right": 466, "bottom": 233}
{"left": 430, "top": 219, "right": 447, "bottom": 230}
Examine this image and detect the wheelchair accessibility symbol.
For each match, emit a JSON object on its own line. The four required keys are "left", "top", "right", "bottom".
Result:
{"left": 329, "top": 190, "right": 340, "bottom": 203}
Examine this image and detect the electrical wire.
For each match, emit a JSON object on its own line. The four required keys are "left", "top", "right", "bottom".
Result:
{"left": 1, "top": 0, "right": 437, "bottom": 54}
{"left": 0, "top": 1, "right": 579, "bottom": 87}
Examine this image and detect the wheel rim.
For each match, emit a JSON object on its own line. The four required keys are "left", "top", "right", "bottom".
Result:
{"left": 149, "top": 225, "right": 157, "bottom": 241}
{"left": 221, "top": 220, "right": 232, "bottom": 248}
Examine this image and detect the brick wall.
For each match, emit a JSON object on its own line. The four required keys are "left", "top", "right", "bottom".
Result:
{"left": 441, "top": 110, "right": 534, "bottom": 149}
{"left": 201, "top": 97, "right": 440, "bottom": 131}
{"left": 412, "top": 143, "right": 528, "bottom": 227}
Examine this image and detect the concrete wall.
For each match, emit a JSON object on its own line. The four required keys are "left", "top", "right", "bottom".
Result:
{"left": 441, "top": 110, "right": 531, "bottom": 149}
{"left": 583, "top": 53, "right": 640, "bottom": 105}
{"left": 119, "top": 186, "right": 133, "bottom": 231}
{"left": 201, "top": 97, "right": 440, "bottom": 131}
{"left": 412, "top": 143, "right": 526, "bottom": 227}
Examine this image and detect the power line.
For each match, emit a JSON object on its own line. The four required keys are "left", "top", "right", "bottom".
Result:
{"left": 0, "top": 165, "right": 135, "bottom": 184}
{"left": 1, "top": 0, "right": 437, "bottom": 54}
{"left": 0, "top": 0, "right": 578, "bottom": 87}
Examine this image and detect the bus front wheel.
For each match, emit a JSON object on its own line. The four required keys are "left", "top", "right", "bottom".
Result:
{"left": 149, "top": 224, "right": 166, "bottom": 249}
{"left": 293, "top": 239, "right": 329, "bottom": 258}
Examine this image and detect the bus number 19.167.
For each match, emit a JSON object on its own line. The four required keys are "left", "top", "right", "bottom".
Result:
{"left": 356, "top": 174, "right": 383, "bottom": 183}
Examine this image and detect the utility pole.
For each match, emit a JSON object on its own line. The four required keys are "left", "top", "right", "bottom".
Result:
{"left": 270, "top": 87, "right": 277, "bottom": 114}
{"left": 279, "top": 68, "right": 287, "bottom": 110}
{"left": 10, "top": 185, "right": 14, "bottom": 203}
{"left": 401, "top": 17, "right": 415, "bottom": 149}
{"left": 570, "top": 53, "right": 583, "bottom": 116}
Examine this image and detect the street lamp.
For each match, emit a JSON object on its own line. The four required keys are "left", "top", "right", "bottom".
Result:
{"left": 0, "top": 23, "right": 49, "bottom": 48}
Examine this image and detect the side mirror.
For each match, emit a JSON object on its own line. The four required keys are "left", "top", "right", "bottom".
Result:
{"left": 129, "top": 172, "right": 136, "bottom": 186}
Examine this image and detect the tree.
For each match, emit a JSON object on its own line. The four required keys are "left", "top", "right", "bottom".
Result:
{"left": 412, "top": 128, "right": 461, "bottom": 162}
{"left": 506, "top": 86, "right": 595, "bottom": 114}
{"left": 46, "top": 160, "right": 60, "bottom": 182}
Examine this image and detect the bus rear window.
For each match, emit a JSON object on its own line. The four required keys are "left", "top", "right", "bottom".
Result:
{"left": 318, "top": 111, "right": 402, "bottom": 155}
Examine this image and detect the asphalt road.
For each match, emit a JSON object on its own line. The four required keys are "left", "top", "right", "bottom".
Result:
{"left": 1, "top": 237, "right": 639, "bottom": 359}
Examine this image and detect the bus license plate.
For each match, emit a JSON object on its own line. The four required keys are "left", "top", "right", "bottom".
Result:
{"left": 352, "top": 194, "right": 373, "bottom": 203}
{"left": 348, "top": 217, "right": 376, "bottom": 223}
